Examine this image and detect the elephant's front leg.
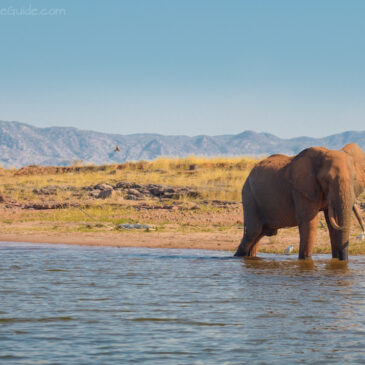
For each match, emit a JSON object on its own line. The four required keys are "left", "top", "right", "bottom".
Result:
{"left": 297, "top": 214, "right": 319, "bottom": 259}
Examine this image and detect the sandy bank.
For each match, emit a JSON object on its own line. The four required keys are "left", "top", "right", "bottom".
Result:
{"left": 0, "top": 228, "right": 343, "bottom": 255}
{"left": 0, "top": 231, "right": 240, "bottom": 251}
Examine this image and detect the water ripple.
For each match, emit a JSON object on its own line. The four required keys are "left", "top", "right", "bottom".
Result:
{"left": 0, "top": 242, "right": 364, "bottom": 364}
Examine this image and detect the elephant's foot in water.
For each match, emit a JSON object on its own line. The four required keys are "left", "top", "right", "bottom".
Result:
{"left": 234, "top": 234, "right": 263, "bottom": 257}
{"left": 234, "top": 245, "right": 257, "bottom": 257}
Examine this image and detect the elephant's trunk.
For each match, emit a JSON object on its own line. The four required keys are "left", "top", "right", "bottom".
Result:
{"left": 328, "top": 179, "right": 354, "bottom": 261}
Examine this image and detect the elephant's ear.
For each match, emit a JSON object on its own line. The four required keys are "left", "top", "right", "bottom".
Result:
{"left": 342, "top": 143, "right": 365, "bottom": 196}
{"left": 353, "top": 162, "right": 365, "bottom": 196}
{"left": 288, "top": 149, "right": 321, "bottom": 201}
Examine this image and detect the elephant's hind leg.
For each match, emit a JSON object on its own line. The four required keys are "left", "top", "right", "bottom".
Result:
{"left": 235, "top": 189, "right": 264, "bottom": 257}
{"left": 234, "top": 221, "right": 263, "bottom": 257}
{"left": 247, "top": 233, "right": 264, "bottom": 257}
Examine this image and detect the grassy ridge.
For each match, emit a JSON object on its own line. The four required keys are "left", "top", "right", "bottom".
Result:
{"left": 0, "top": 156, "right": 259, "bottom": 202}
{"left": 0, "top": 156, "right": 252, "bottom": 241}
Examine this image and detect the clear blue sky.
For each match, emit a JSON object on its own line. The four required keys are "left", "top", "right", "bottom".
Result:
{"left": 0, "top": 0, "right": 364, "bottom": 138}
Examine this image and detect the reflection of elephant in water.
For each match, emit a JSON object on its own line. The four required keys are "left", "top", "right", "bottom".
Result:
{"left": 235, "top": 143, "right": 365, "bottom": 261}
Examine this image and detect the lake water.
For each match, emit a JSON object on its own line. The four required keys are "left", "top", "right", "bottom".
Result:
{"left": 1, "top": 242, "right": 365, "bottom": 364}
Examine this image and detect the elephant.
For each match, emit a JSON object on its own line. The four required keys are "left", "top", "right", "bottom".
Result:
{"left": 234, "top": 143, "right": 365, "bottom": 261}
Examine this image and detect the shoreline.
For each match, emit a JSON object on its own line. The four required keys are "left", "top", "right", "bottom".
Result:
{"left": 1, "top": 229, "right": 364, "bottom": 255}
{"left": 0, "top": 231, "right": 241, "bottom": 252}
{"left": 0, "top": 230, "right": 345, "bottom": 255}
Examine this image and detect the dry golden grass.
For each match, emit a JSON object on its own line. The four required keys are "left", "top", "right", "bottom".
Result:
{"left": 0, "top": 156, "right": 259, "bottom": 202}
{"left": 0, "top": 156, "right": 255, "bottom": 240}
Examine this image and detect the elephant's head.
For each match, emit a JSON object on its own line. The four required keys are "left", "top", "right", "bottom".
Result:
{"left": 288, "top": 145, "right": 364, "bottom": 260}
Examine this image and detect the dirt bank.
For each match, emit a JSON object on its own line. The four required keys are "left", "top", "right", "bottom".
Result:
{"left": 0, "top": 226, "right": 345, "bottom": 255}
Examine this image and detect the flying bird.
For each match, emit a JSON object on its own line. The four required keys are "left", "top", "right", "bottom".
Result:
{"left": 114, "top": 146, "right": 120, "bottom": 152}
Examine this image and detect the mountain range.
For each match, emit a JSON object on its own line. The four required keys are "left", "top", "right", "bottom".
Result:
{"left": 0, "top": 120, "right": 364, "bottom": 167}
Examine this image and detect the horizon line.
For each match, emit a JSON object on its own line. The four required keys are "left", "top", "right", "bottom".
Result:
{"left": 0, "top": 119, "right": 364, "bottom": 140}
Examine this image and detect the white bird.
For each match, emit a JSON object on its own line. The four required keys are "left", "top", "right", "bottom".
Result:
{"left": 356, "top": 232, "right": 365, "bottom": 241}
{"left": 284, "top": 245, "right": 294, "bottom": 255}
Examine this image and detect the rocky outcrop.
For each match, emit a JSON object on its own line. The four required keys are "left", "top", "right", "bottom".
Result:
{"left": 85, "top": 183, "right": 115, "bottom": 199}
{"left": 28, "top": 181, "right": 200, "bottom": 202}
{"left": 83, "top": 181, "right": 200, "bottom": 200}
{"left": 96, "top": 189, "right": 114, "bottom": 199}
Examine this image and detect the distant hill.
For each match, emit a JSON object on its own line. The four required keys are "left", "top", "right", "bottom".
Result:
{"left": 0, "top": 120, "right": 364, "bottom": 167}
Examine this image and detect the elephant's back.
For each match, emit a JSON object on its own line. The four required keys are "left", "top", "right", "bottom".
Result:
{"left": 244, "top": 154, "right": 292, "bottom": 196}
{"left": 243, "top": 154, "right": 295, "bottom": 227}
{"left": 248, "top": 154, "right": 292, "bottom": 180}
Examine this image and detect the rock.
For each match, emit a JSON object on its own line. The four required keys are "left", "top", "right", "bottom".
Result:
{"left": 145, "top": 185, "right": 162, "bottom": 196}
{"left": 94, "top": 183, "right": 113, "bottom": 191}
{"left": 115, "top": 182, "right": 141, "bottom": 189}
{"left": 147, "top": 184, "right": 200, "bottom": 199}
{"left": 89, "top": 189, "right": 101, "bottom": 198}
{"left": 97, "top": 189, "right": 114, "bottom": 199}
{"left": 125, "top": 188, "right": 147, "bottom": 200}
{"left": 89, "top": 188, "right": 114, "bottom": 199}
{"left": 83, "top": 183, "right": 113, "bottom": 191}
{"left": 138, "top": 188, "right": 151, "bottom": 195}
{"left": 115, "top": 223, "right": 156, "bottom": 230}
{"left": 96, "top": 181, "right": 201, "bottom": 200}
{"left": 127, "top": 188, "right": 142, "bottom": 196}
{"left": 83, "top": 185, "right": 94, "bottom": 191}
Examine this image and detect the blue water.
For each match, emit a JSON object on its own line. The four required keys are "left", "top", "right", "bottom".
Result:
{"left": 1, "top": 242, "right": 365, "bottom": 364}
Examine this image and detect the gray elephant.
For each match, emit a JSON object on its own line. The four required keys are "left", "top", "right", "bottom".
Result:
{"left": 234, "top": 143, "right": 365, "bottom": 260}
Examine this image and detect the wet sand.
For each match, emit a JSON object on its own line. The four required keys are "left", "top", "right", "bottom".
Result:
{"left": 0, "top": 231, "right": 240, "bottom": 251}
{"left": 0, "top": 228, "right": 338, "bottom": 255}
